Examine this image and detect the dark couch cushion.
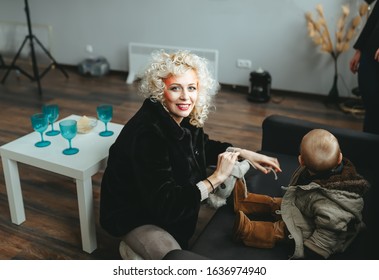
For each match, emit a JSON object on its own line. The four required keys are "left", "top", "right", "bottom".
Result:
{"left": 190, "top": 202, "right": 293, "bottom": 259}
{"left": 163, "top": 249, "right": 209, "bottom": 260}
{"left": 244, "top": 151, "right": 299, "bottom": 197}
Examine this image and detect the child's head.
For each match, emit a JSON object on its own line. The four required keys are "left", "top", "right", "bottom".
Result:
{"left": 299, "top": 129, "right": 342, "bottom": 173}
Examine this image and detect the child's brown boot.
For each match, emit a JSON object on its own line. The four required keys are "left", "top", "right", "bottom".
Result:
{"left": 233, "top": 178, "right": 282, "bottom": 218}
{"left": 233, "top": 210, "right": 285, "bottom": 248}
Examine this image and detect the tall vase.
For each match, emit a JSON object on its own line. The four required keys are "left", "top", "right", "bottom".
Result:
{"left": 327, "top": 73, "right": 339, "bottom": 103}
{"left": 326, "top": 53, "right": 340, "bottom": 104}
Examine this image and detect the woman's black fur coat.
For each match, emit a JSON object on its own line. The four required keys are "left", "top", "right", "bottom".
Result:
{"left": 100, "top": 98, "right": 231, "bottom": 248}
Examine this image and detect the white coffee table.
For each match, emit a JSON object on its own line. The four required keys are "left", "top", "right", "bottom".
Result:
{"left": 0, "top": 114, "right": 123, "bottom": 253}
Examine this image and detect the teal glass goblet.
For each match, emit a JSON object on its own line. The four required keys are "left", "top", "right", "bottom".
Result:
{"left": 30, "top": 113, "right": 51, "bottom": 147}
{"left": 59, "top": 119, "right": 79, "bottom": 155}
{"left": 43, "top": 104, "right": 60, "bottom": 136}
{"left": 96, "top": 104, "right": 114, "bottom": 137}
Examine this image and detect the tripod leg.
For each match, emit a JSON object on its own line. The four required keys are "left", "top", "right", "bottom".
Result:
{"left": 1, "top": 36, "right": 32, "bottom": 83}
{"left": 33, "top": 35, "right": 69, "bottom": 79}
{"left": 39, "top": 63, "right": 54, "bottom": 80}
{"left": 29, "top": 36, "right": 42, "bottom": 95}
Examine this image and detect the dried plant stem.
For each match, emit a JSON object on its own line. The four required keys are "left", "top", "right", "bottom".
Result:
{"left": 305, "top": 3, "right": 368, "bottom": 56}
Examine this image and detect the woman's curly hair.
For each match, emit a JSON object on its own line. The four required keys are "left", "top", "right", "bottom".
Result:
{"left": 138, "top": 50, "right": 219, "bottom": 127}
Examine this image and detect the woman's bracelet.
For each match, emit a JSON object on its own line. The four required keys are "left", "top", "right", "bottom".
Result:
{"left": 205, "top": 178, "right": 215, "bottom": 194}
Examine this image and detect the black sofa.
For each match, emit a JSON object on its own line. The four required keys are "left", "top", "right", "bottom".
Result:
{"left": 165, "top": 114, "right": 379, "bottom": 260}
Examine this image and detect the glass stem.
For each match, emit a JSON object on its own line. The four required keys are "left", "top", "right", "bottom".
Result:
{"left": 68, "top": 139, "right": 72, "bottom": 149}
{"left": 50, "top": 123, "right": 54, "bottom": 131}
{"left": 40, "top": 132, "right": 45, "bottom": 142}
{"left": 105, "top": 122, "right": 108, "bottom": 132}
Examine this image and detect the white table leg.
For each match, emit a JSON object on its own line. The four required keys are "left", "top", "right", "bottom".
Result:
{"left": 1, "top": 157, "right": 26, "bottom": 224}
{"left": 75, "top": 177, "right": 97, "bottom": 253}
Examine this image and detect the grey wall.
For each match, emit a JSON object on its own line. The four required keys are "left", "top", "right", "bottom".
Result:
{"left": 0, "top": 0, "right": 368, "bottom": 97}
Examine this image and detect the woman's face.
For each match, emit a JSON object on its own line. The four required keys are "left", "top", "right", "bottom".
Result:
{"left": 163, "top": 69, "right": 198, "bottom": 125}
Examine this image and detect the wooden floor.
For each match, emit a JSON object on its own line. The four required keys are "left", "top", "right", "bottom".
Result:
{"left": 0, "top": 64, "right": 363, "bottom": 259}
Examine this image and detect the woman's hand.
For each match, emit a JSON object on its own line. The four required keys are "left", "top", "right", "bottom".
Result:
{"left": 375, "top": 48, "right": 379, "bottom": 62}
{"left": 350, "top": 50, "right": 361, "bottom": 73}
{"left": 209, "top": 151, "right": 240, "bottom": 186}
{"left": 233, "top": 148, "right": 281, "bottom": 175}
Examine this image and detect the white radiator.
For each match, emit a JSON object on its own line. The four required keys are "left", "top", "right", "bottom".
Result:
{"left": 126, "top": 42, "right": 219, "bottom": 84}
{"left": 0, "top": 21, "right": 52, "bottom": 62}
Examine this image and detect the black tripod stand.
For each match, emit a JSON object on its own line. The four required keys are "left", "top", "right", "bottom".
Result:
{"left": 0, "top": 54, "right": 5, "bottom": 69}
{"left": 1, "top": 0, "right": 69, "bottom": 95}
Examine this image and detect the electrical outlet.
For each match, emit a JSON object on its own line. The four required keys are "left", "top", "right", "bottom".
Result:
{"left": 86, "top": 44, "right": 94, "bottom": 53}
{"left": 237, "top": 59, "right": 252, "bottom": 69}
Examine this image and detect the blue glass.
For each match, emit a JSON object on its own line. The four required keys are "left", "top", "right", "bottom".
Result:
{"left": 30, "top": 113, "right": 51, "bottom": 147}
{"left": 59, "top": 119, "right": 79, "bottom": 155}
{"left": 43, "top": 104, "right": 60, "bottom": 136}
{"left": 96, "top": 104, "right": 114, "bottom": 137}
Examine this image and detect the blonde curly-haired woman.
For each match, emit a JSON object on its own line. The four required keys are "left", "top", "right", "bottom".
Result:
{"left": 100, "top": 50, "right": 281, "bottom": 259}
